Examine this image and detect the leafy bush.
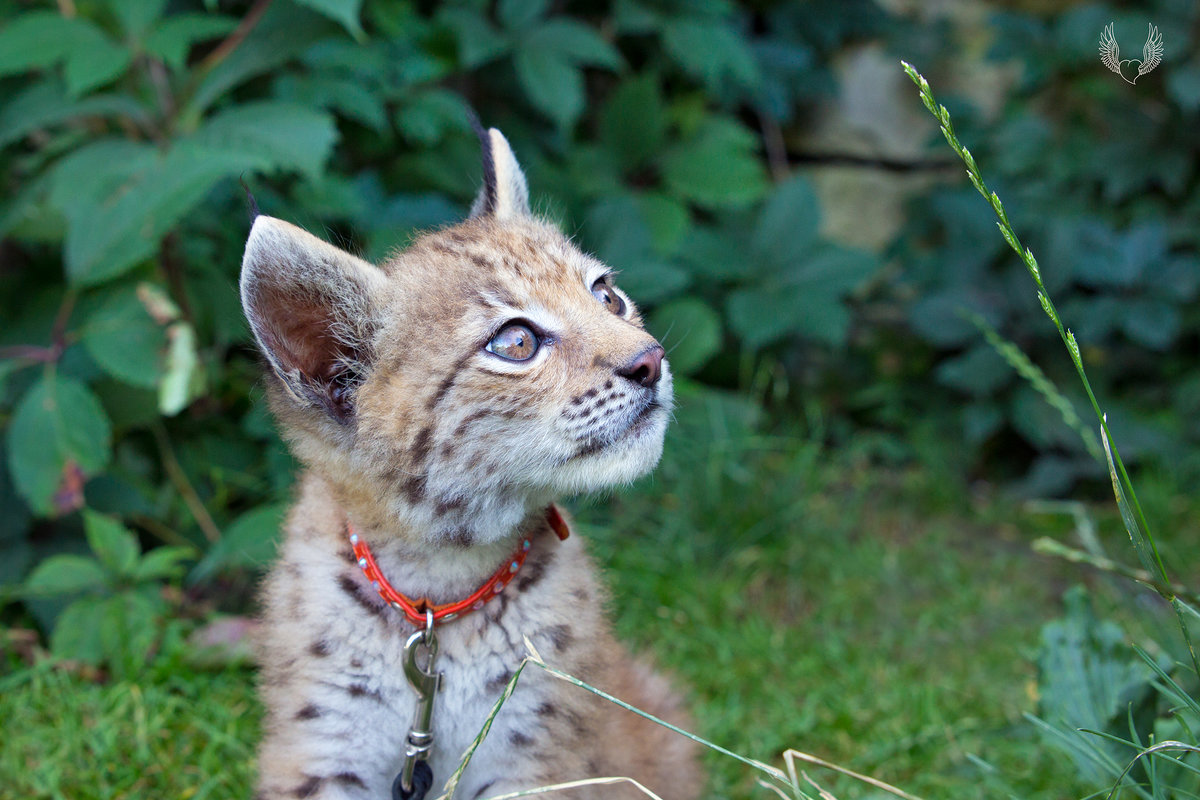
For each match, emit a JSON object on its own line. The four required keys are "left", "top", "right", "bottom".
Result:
{"left": 0, "top": 0, "right": 892, "bottom": 651}
{"left": 3, "top": 0, "right": 1198, "bottom": 664}
{"left": 18, "top": 511, "right": 191, "bottom": 677}
{"left": 894, "top": 1, "right": 1200, "bottom": 492}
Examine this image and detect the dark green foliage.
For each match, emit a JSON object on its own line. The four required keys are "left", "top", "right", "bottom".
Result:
{"left": 1, "top": 0, "right": 1197, "bottom": 668}
{"left": 1033, "top": 587, "right": 1200, "bottom": 798}
{"left": 896, "top": 2, "right": 1200, "bottom": 492}
{"left": 0, "top": 0, "right": 890, "bottom": 650}
{"left": 18, "top": 511, "right": 192, "bottom": 676}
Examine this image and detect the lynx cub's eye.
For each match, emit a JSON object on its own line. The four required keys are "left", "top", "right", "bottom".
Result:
{"left": 487, "top": 323, "right": 539, "bottom": 361}
{"left": 591, "top": 279, "right": 626, "bottom": 316}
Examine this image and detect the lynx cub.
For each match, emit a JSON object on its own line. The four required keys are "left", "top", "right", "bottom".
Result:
{"left": 241, "top": 126, "right": 700, "bottom": 799}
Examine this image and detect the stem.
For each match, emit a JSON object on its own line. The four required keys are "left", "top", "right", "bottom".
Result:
{"left": 51, "top": 290, "right": 76, "bottom": 353}
{"left": 197, "top": 0, "right": 273, "bottom": 74}
{"left": 900, "top": 60, "right": 1169, "bottom": 583}
{"left": 900, "top": 59, "right": 1194, "bottom": 671}
{"left": 784, "top": 750, "right": 927, "bottom": 800}
{"left": 146, "top": 58, "right": 176, "bottom": 140}
{"left": 756, "top": 107, "right": 790, "bottom": 182}
{"left": 152, "top": 423, "right": 222, "bottom": 544}
{"left": 1032, "top": 538, "right": 1200, "bottom": 606}
{"left": 0, "top": 345, "right": 59, "bottom": 363}
{"left": 130, "top": 513, "right": 194, "bottom": 549}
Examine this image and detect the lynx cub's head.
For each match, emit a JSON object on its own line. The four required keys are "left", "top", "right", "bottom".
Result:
{"left": 241, "top": 128, "right": 672, "bottom": 546}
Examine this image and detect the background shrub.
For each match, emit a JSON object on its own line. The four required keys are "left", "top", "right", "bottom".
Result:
{"left": 1, "top": 0, "right": 1197, "bottom": 668}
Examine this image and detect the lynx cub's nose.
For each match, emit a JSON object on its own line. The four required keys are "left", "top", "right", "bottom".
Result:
{"left": 618, "top": 345, "right": 665, "bottom": 388}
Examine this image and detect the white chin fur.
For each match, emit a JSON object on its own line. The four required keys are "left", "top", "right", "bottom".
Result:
{"left": 549, "top": 404, "right": 670, "bottom": 494}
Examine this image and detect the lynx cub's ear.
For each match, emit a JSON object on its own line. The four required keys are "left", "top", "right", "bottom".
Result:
{"left": 469, "top": 126, "right": 531, "bottom": 220}
{"left": 240, "top": 216, "right": 385, "bottom": 422}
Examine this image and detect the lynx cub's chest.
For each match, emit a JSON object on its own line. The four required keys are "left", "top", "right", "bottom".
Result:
{"left": 242, "top": 126, "right": 700, "bottom": 799}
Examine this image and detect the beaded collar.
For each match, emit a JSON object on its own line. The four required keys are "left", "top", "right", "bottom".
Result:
{"left": 348, "top": 505, "right": 570, "bottom": 627}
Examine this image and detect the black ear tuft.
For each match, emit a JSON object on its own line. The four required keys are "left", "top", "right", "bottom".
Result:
{"left": 467, "top": 123, "right": 530, "bottom": 220}
{"left": 467, "top": 109, "right": 497, "bottom": 217}
{"left": 240, "top": 175, "right": 260, "bottom": 224}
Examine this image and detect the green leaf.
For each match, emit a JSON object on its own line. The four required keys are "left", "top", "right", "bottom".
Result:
{"left": 438, "top": 7, "right": 510, "bottom": 69}
{"left": 662, "top": 118, "right": 768, "bottom": 209}
{"left": 81, "top": 285, "right": 166, "bottom": 388}
{"left": 59, "top": 140, "right": 261, "bottom": 285}
{"left": 190, "top": 504, "right": 287, "bottom": 583}
{"left": 133, "top": 546, "right": 195, "bottom": 581}
{"left": 191, "top": 101, "right": 337, "bottom": 181}
{"left": 62, "top": 26, "right": 132, "bottom": 97}
{"left": 525, "top": 19, "right": 621, "bottom": 69}
{"left": 498, "top": 0, "right": 549, "bottom": 31}
{"left": 600, "top": 74, "right": 666, "bottom": 171}
{"left": 1121, "top": 299, "right": 1179, "bottom": 351}
{"left": 84, "top": 511, "right": 140, "bottom": 577}
{"left": 183, "top": 4, "right": 332, "bottom": 120}
{"left": 786, "top": 244, "right": 879, "bottom": 296}
{"left": 46, "top": 138, "right": 157, "bottom": 220}
{"left": 1101, "top": 426, "right": 1161, "bottom": 584}
{"left": 726, "top": 284, "right": 848, "bottom": 350}
{"left": 725, "top": 246, "right": 875, "bottom": 349}
{"left": 292, "top": 0, "right": 363, "bottom": 37}
{"left": 397, "top": 89, "right": 470, "bottom": 145}
{"left": 100, "top": 591, "right": 160, "bottom": 676}
{"left": 614, "top": 260, "right": 690, "bottom": 305}
{"left": 0, "top": 11, "right": 77, "bottom": 74}
{"left": 276, "top": 74, "right": 388, "bottom": 132}
{"left": 160, "top": 322, "right": 201, "bottom": 416}
{"left": 0, "top": 12, "right": 131, "bottom": 95}
{"left": 1168, "top": 59, "right": 1200, "bottom": 111}
{"left": 7, "top": 375, "right": 112, "bottom": 515}
{"left": 935, "top": 345, "right": 1012, "bottom": 397}
{"left": 143, "top": 14, "right": 239, "bottom": 71}
{"left": 1034, "top": 586, "right": 1157, "bottom": 781}
{"left": 23, "top": 554, "right": 108, "bottom": 597}
{"left": 662, "top": 18, "right": 760, "bottom": 95}
{"left": 0, "top": 82, "right": 150, "bottom": 149}
{"left": 753, "top": 175, "right": 820, "bottom": 270}
{"left": 513, "top": 48, "right": 583, "bottom": 129}
{"left": 649, "top": 298, "right": 722, "bottom": 375}
{"left": 50, "top": 599, "right": 108, "bottom": 664}
{"left": 109, "top": 0, "right": 168, "bottom": 39}
{"left": 678, "top": 225, "right": 750, "bottom": 281}
{"left": 634, "top": 193, "right": 689, "bottom": 256}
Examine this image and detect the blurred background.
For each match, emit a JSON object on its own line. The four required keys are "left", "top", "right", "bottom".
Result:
{"left": 2, "top": 0, "right": 1199, "bottom": 798}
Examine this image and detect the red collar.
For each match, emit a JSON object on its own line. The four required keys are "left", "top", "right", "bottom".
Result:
{"left": 348, "top": 505, "right": 570, "bottom": 627}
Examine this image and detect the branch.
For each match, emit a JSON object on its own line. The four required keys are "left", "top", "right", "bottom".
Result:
{"left": 152, "top": 423, "right": 222, "bottom": 544}
{"left": 197, "top": 0, "right": 273, "bottom": 73}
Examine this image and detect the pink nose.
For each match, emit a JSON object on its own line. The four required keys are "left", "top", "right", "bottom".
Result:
{"left": 618, "top": 346, "right": 664, "bottom": 388}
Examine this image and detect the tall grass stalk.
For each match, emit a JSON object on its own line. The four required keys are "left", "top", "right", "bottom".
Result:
{"left": 961, "top": 310, "right": 1103, "bottom": 461}
{"left": 901, "top": 60, "right": 1200, "bottom": 681}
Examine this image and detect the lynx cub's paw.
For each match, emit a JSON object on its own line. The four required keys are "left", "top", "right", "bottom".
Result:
{"left": 242, "top": 125, "right": 700, "bottom": 800}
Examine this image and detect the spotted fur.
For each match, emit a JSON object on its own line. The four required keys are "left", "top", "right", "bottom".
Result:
{"left": 243, "top": 128, "right": 700, "bottom": 799}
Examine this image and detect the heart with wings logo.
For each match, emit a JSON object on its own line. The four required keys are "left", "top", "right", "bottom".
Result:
{"left": 1100, "top": 22, "right": 1163, "bottom": 84}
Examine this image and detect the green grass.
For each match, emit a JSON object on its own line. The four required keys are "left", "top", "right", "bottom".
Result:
{"left": 576, "top": 390, "right": 1095, "bottom": 799}
{"left": 0, "top": 661, "right": 257, "bottom": 800}
{"left": 1, "top": 390, "right": 1185, "bottom": 799}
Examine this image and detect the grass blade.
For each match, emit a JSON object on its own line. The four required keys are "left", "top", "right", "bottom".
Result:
{"left": 481, "top": 776, "right": 665, "bottom": 800}
{"left": 783, "top": 750, "right": 927, "bottom": 800}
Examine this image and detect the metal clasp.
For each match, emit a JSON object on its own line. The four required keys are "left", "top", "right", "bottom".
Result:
{"left": 399, "top": 611, "right": 441, "bottom": 793}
